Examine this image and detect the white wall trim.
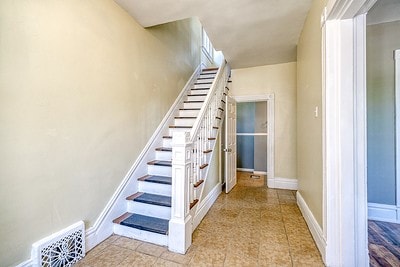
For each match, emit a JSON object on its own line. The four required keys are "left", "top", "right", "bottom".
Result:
{"left": 395, "top": 49, "right": 400, "bottom": 215}
{"left": 297, "top": 192, "right": 326, "bottom": 263}
{"left": 323, "top": 1, "right": 370, "bottom": 265}
{"left": 192, "top": 183, "right": 222, "bottom": 230}
{"left": 368, "top": 202, "right": 400, "bottom": 223}
{"left": 16, "top": 260, "right": 33, "bottom": 267}
{"left": 237, "top": 168, "right": 254, "bottom": 172}
{"left": 268, "top": 177, "right": 298, "bottom": 190}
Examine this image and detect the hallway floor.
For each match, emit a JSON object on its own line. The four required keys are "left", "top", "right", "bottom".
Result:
{"left": 75, "top": 172, "right": 323, "bottom": 266}
{"left": 368, "top": 220, "right": 400, "bottom": 266}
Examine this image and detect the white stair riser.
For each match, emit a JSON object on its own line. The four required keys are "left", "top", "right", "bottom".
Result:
{"left": 196, "top": 78, "right": 214, "bottom": 83}
{"left": 148, "top": 165, "right": 172, "bottom": 177}
{"left": 169, "top": 128, "right": 192, "bottom": 135}
{"left": 183, "top": 102, "right": 203, "bottom": 109}
{"left": 114, "top": 224, "right": 168, "bottom": 246}
{"left": 187, "top": 95, "right": 207, "bottom": 101}
{"left": 199, "top": 74, "right": 216, "bottom": 79}
{"left": 163, "top": 138, "right": 172, "bottom": 147}
{"left": 178, "top": 110, "right": 200, "bottom": 117}
{"left": 139, "top": 181, "right": 172, "bottom": 196}
{"left": 156, "top": 150, "right": 172, "bottom": 161}
{"left": 190, "top": 89, "right": 209, "bottom": 94}
{"left": 194, "top": 84, "right": 211, "bottom": 89}
{"left": 174, "top": 118, "right": 196, "bottom": 126}
{"left": 127, "top": 201, "right": 171, "bottom": 220}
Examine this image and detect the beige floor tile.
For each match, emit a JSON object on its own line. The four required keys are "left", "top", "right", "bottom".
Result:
{"left": 160, "top": 245, "right": 196, "bottom": 264}
{"left": 258, "top": 249, "right": 293, "bottom": 267}
{"left": 83, "top": 244, "right": 132, "bottom": 266}
{"left": 136, "top": 242, "right": 168, "bottom": 257}
{"left": 189, "top": 247, "right": 226, "bottom": 266}
{"left": 154, "top": 257, "right": 184, "bottom": 267}
{"left": 119, "top": 251, "right": 158, "bottom": 267}
{"left": 224, "top": 253, "right": 258, "bottom": 267}
{"left": 111, "top": 236, "right": 143, "bottom": 250}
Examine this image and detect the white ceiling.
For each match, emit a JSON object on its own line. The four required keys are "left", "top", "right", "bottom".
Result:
{"left": 367, "top": 0, "right": 400, "bottom": 26}
{"left": 115, "top": 0, "right": 313, "bottom": 69}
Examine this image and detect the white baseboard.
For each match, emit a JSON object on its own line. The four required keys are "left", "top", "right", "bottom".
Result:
{"left": 368, "top": 202, "right": 400, "bottom": 223}
{"left": 237, "top": 168, "right": 254, "bottom": 172}
{"left": 296, "top": 192, "right": 326, "bottom": 264}
{"left": 192, "top": 183, "right": 222, "bottom": 230}
{"left": 268, "top": 177, "right": 298, "bottom": 190}
{"left": 16, "top": 260, "right": 33, "bottom": 267}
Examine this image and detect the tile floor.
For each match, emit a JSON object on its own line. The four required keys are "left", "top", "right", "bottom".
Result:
{"left": 75, "top": 172, "right": 324, "bottom": 266}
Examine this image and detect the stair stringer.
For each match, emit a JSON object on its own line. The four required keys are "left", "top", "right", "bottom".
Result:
{"left": 84, "top": 64, "right": 204, "bottom": 252}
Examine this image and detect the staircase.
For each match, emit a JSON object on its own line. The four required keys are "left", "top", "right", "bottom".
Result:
{"left": 112, "top": 67, "right": 226, "bottom": 249}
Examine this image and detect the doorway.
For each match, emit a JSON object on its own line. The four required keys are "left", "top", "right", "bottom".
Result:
{"left": 236, "top": 101, "right": 268, "bottom": 175}
{"left": 233, "top": 94, "right": 275, "bottom": 186}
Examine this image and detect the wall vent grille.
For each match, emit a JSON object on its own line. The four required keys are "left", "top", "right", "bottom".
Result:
{"left": 32, "top": 221, "right": 85, "bottom": 267}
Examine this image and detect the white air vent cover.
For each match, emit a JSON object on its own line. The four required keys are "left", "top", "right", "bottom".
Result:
{"left": 31, "top": 221, "right": 85, "bottom": 267}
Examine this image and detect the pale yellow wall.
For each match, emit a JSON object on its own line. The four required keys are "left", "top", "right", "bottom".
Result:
{"left": 202, "top": 135, "right": 221, "bottom": 197}
{"left": 231, "top": 62, "right": 297, "bottom": 179}
{"left": 296, "top": 0, "right": 327, "bottom": 227}
{"left": 0, "top": 1, "right": 202, "bottom": 266}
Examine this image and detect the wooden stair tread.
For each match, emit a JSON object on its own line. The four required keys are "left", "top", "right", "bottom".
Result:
{"left": 184, "top": 100, "right": 204, "bottom": 103}
{"left": 126, "top": 192, "right": 143, "bottom": 201}
{"left": 175, "top": 116, "right": 197, "bottom": 119}
{"left": 199, "top": 163, "right": 209, "bottom": 169}
{"left": 179, "top": 108, "right": 201, "bottom": 110}
{"left": 203, "top": 149, "right": 212, "bottom": 154}
{"left": 155, "top": 147, "right": 172, "bottom": 152}
{"left": 147, "top": 160, "right": 172, "bottom": 167}
{"left": 187, "top": 94, "right": 207, "bottom": 96}
{"left": 163, "top": 135, "right": 172, "bottom": 139}
{"left": 138, "top": 175, "right": 172, "bottom": 185}
{"left": 169, "top": 125, "right": 192, "bottom": 128}
{"left": 113, "top": 212, "right": 133, "bottom": 224}
{"left": 119, "top": 213, "right": 169, "bottom": 235}
{"left": 191, "top": 88, "right": 210, "bottom": 90}
{"left": 194, "top": 180, "right": 204, "bottom": 187}
{"left": 202, "top": 67, "right": 219, "bottom": 71}
{"left": 190, "top": 199, "right": 199, "bottom": 209}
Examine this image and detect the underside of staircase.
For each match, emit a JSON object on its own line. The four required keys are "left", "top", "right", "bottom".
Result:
{"left": 112, "top": 67, "right": 223, "bottom": 249}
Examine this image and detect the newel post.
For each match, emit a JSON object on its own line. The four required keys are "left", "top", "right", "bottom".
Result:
{"left": 168, "top": 131, "right": 192, "bottom": 254}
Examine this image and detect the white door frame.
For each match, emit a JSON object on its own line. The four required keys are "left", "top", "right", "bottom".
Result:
{"left": 323, "top": 0, "right": 377, "bottom": 266}
{"left": 395, "top": 49, "right": 400, "bottom": 221}
{"left": 233, "top": 94, "right": 275, "bottom": 186}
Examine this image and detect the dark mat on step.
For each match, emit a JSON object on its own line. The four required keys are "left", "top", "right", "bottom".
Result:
{"left": 134, "top": 193, "right": 171, "bottom": 207}
{"left": 145, "top": 175, "right": 172, "bottom": 185}
{"left": 120, "top": 214, "right": 169, "bottom": 235}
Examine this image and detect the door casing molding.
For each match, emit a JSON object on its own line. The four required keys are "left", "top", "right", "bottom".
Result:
{"left": 233, "top": 94, "right": 275, "bottom": 185}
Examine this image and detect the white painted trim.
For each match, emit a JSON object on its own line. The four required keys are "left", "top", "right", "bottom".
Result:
{"left": 237, "top": 168, "right": 254, "bottom": 172}
{"left": 297, "top": 192, "right": 326, "bottom": 263}
{"left": 236, "top": 133, "right": 268, "bottom": 136}
{"left": 233, "top": 94, "right": 275, "bottom": 182}
{"left": 368, "top": 202, "right": 400, "bottom": 223}
{"left": 232, "top": 94, "right": 274, "bottom": 102}
{"left": 323, "top": 1, "right": 371, "bottom": 265}
{"left": 268, "top": 177, "right": 298, "bottom": 190}
{"left": 253, "top": 171, "right": 267, "bottom": 175}
{"left": 192, "top": 183, "right": 222, "bottom": 230}
{"left": 16, "top": 260, "right": 33, "bottom": 267}
{"left": 83, "top": 64, "right": 203, "bottom": 252}
{"left": 395, "top": 49, "right": 400, "bottom": 215}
